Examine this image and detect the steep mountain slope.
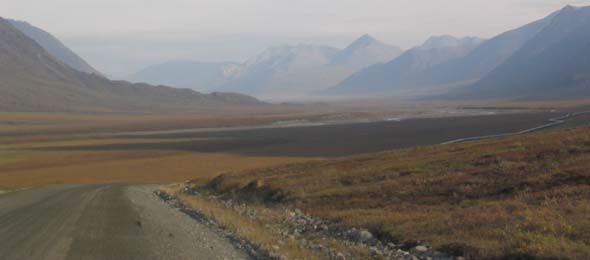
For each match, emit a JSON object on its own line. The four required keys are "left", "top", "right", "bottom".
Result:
{"left": 8, "top": 19, "right": 101, "bottom": 75}
{"left": 329, "top": 36, "right": 483, "bottom": 94}
{"left": 0, "top": 17, "right": 263, "bottom": 112}
{"left": 421, "top": 10, "right": 558, "bottom": 87}
{"left": 456, "top": 6, "right": 590, "bottom": 99}
{"left": 128, "top": 61, "right": 243, "bottom": 91}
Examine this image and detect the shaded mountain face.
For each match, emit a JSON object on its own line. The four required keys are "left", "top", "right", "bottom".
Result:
{"left": 329, "top": 35, "right": 484, "bottom": 95}
{"left": 420, "top": 10, "right": 558, "bottom": 87}
{"left": 456, "top": 6, "right": 590, "bottom": 99}
{"left": 131, "top": 35, "right": 402, "bottom": 97}
{"left": 0, "top": 17, "right": 76, "bottom": 84}
{"left": 0, "top": 17, "right": 264, "bottom": 112}
{"left": 8, "top": 19, "right": 101, "bottom": 75}
{"left": 128, "top": 61, "right": 243, "bottom": 92}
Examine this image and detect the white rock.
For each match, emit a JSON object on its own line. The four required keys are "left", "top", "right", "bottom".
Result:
{"left": 359, "top": 230, "right": 373, "bottom": 242}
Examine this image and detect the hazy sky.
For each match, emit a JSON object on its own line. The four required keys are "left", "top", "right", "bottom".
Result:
{"left": 4, "top": 0, "right": 590, "bottom": 77}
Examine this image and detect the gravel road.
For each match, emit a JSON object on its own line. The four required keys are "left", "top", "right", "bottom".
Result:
{"left": 0, "top": 184, "right": 248, "bottom": 260}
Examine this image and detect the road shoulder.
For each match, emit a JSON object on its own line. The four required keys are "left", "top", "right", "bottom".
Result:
{"left": 125, "top": 185, "right": 249, "bottom": 260}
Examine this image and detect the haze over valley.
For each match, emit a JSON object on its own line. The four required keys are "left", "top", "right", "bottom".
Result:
{"left": 122, "top": 5, "right": 590, "bottom": 101}
{"left": 2, "top": 1, "right": 590, "bottom": 260}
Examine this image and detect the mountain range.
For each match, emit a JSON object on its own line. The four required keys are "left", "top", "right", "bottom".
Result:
{"left": 327, "top": 35, "right": 485, "bottom": 95}
{"left": 129, "top": 34, "right": 403, "bottom": 97}
{"left": 2, "top": 4, "right": 590, "bottom": 110}
{"left": 130, "top": 5, "right": 590, "bottom": 101}
{"left": 330, "top": 5, "right": 590, "bottom": 100}
{"left": 0, "top": 17, "right": 264, "bottom": 112}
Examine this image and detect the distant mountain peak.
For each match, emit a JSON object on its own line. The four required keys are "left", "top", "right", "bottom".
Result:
{"left": 244, "top": 43, "right": 339, "bottom": 70}
{"left": 420, "top": 35, "right": 457, "bottom": 49}
{"left": 359, "top": 33, "right": 374, "bottom": 40}
{"left": 556, "top": 5, "right": 590, "bottom": 17}
{"left": 351, "top": 34, "right": 377, "bottom": 46}
{"left": 561, "top": 5, "right": 580, "bottom": 12}
{"left": 419, "top": 35, "right": 484, "bottom": 50}
{"left": 329, "top": 34, "right": 403, "bottom": 68}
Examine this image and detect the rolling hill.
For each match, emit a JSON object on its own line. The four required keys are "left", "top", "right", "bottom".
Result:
{"left": 0, "top": 17, "right": 264, "bottom": 112}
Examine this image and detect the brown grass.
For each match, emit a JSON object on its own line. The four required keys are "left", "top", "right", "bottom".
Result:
{"left": 161, "top": 184, "right": 328, "bottom": 260}
{"left": 0, "top": 111, "right": 337, "bottom": 190}
{"left": 0, "top": 111, "right": 316, "bottom": 138}
{"left": 0, "top": 150, "right": 307, "bottom": 190}
{"left": 205, "top": 126, "right": 590, "bottom": 259}
{"left": 161, "top": 184, "right": 377, "bottom": 260}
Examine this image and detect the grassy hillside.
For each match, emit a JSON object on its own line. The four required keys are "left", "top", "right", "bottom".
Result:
{"left": 205, "top": 126, "right": 590, "bottom": 259}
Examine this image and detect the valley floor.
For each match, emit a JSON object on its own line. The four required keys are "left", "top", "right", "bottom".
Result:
{"left": 0, "top": 109, "right": 563, "bottom": 190}
{"left": 1, "top": 102, "right": 590, "bottom": 259}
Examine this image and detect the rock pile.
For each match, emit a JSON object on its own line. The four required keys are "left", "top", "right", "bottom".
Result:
{"left": 280, "top": 208, "right": 456, "bottom": 260}
{"left": 156, "top": 190, "right": 283, "bottom": 260}
{"left": 159, "top": 186, "right": 463, "bottom": 260}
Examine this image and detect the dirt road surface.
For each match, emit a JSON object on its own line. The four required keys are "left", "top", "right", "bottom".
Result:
{"left": 0, "top": 184, "right": 248, "bottom": 260}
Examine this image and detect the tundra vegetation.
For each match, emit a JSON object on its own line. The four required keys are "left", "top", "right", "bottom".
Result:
{"left": 2, "top": 107, "right": 590, "bottom": 259}
{"left": 176, "top": 126, "right": 590, "bottom": 260}
{"left": 0, "top": 108, "right": 563, "bottom": 190}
